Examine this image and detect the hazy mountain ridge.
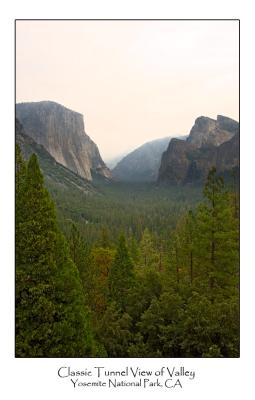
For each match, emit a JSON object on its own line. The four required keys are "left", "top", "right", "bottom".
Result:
{"left": 16, "top": 101, "right": 111, "bottom": 181}
{"left": 112, "top": 136, "right": 186, "bottom": 182}
{"left": 105, "top": 152, "right": 129, "bottom": 169}
{"left": 15, "top": 102, "right": 239, "bottom": 186}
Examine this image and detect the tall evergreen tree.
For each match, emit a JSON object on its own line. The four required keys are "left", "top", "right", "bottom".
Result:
{"left": 98, "top": 227, "right": 112, "bottom": 249}
{"left": 139, "top": 228, "right": 158, "bottom": 269}
{"left": 172, "top": 211, "right": 197, "bottom": 286}
{"left": 68, "top": 223, "right": 91, "bottom": 299}
{"left": 87, "top": 246, "right": 115, "bottom": 315}
{"left": 108, "top": 234, "right": 134, "bottom": 310}
{"left": 15, "top": 144, "right": 27, "bottom": 217}
{"left": 128, "top": 235, "right": 140, "bottom": 264}
{"left": 16, "top": 151, "right": 93, "bottom": 357}
{"left": 195, "top": 167, "right": 239, "bottom": 294}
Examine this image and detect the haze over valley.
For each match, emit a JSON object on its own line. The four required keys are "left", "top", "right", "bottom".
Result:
{"left": 16, "top": 100, "right": 239, "bottom": 186}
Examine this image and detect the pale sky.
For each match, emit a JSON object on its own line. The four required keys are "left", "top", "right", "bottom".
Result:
{"left": 16, "top": 20, "right": 239, "bottom": 159}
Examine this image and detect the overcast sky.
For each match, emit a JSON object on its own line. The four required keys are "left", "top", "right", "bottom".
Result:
{"left": 16, "top": 20, "right": 239, "bottom": 159}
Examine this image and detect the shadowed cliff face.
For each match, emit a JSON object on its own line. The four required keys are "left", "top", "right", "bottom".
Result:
{"left": 158, "top": 115, "right": 239, "bottom": 185}
{"left": 16, "top": 101, "right": 111, "bottom": 181}
{"left": 158, "top": 139, "right": 196, "bottom": 184}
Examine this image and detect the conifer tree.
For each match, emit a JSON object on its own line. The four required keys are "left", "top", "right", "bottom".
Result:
{"left": 16, "top": 151, "right": 93, "bottom": 357}
{"left": 98, "top": 227, "right": 112, "bottom": 249}
{"left": 95, "top": 302, "right": 132, "bottom": 357}
{"left": 69, "top": 223, "right": 84, "bottom": 266}
{"left": 139, "top": 228, "right": 158, "bottom": 269}
{"left": 108, "top": 234, "right": 134, "bottom": 310}
{"left": 68, "top": 222, "right": 91, "bottom": 299}
{"left": 174, "top": 211, "right": 196, "bottom": 286}
{"left": 194, "top": 167, "right": 239, "bottom": 294}
{"left": 87, "top": 246, "right": 115, "bottom": 315}
{"left": 128, "top": 235, "right": 140, "bottom": 264}
{"left": 15, "top": 144, "right": 27, "bottom": 215}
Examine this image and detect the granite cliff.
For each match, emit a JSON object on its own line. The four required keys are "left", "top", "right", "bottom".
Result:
{"left": 16, "top": 118, "right": 96, "bottom": 193}
{"left": 16, "top": 101, "right": 111, "bottom": 181}
{"left": 187, "top": 115, "right": 238, "bottom": 147}
{"left": 158, "top": 115, "right": 239, "bottom": 185}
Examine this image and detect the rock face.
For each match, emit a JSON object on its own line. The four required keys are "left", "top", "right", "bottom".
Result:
{"left": 16, "top": 118, "right": 96, "bottom": 193}
{"left": 187, "top": 115, "right": 238, "bottom": 147}
{"left": 158, "top": 115, "right": 239, "bottom": 185}
{"left": 112, "top": 136, "right": 186, "bottom": 182}
{"left": 16, "top": 101, "right": 111, "bottom": 181}
{"left": 158, "top": 139, "right": 196, "bottom": 184}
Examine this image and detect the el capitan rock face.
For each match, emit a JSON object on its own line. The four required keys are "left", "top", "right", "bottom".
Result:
{"left": 16, "top": 101, "right": 111, "bottom": 181}
{"left": 16, "top": 118, "right": 96, "bottom": 194}
{"left": 158, "top": 115, "right": 239, "bottom": 185}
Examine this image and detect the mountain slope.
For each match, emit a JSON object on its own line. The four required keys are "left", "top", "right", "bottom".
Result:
{"left": 105, "top": 152, "right": 129, "bottom": 169}
{"left": 16, "top": 101, "right": 111, "bottom": 181}
{"left": 112, "top": 136, "right": 186, "bottom": 182}
{"left": 158, "top": 115, "right": 239, "bottom": 185}
{"left": 16, "top": 118, "right": 96, "bottom": 194}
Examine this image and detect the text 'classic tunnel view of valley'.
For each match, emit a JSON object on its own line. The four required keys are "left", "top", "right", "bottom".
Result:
{"left": 15, "top": 20, "right": 239, "bottom": 358}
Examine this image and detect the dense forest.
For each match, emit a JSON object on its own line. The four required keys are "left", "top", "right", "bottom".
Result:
{"left": 16, "top": 146, "right": 239, "bottom": 357}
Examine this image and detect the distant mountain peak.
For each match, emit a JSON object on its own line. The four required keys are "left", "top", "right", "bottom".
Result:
{"left": 187, "top": 115, "right": 237, "bottom": 148}
{"left": 158, "top": 114, "right": 239, "bottom": 185}
{"left": 112, "top": 136, "right": 186, "bottom": 182}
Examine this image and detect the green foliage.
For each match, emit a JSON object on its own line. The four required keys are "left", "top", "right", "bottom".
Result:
{"left": 16, "top": 149, "right": 94, "bottom": 357}
{"left": 87, "top": 246, "right": 115, "bottom": 315}
{"left": 139, "top": 228, "right": 159, "bottom": 269}
{"left": 95, "top": 302, "right": 133, "bottom": 357}
{"left": 128, "top": 235, "right": 140, "bottom": 264}
{"left": 179, "top": 293, "right": 239, "bottom": 357}
{"left": 194, "top": 168, "right": 239, "bottom": 294}
{"left": 16, "top": 154, "right": 239, "bottom": 358}
{"left": 109, "top": 235, "right": 134, "bottom": 310}
{"left": 98, "top": 227, "right": 112, "bottom": 249}
{"left": 125, "top": 269, "right": 162, "bottom": 322}
{"left": 136, "top": 291, "right": 184, "bottom": 357}
{"left": 48, "top": 179, "right": 202, "bottom": 244}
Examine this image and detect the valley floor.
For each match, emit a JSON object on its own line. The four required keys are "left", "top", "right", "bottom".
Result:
{"left": 16, "top": 150, "right": 239, "bottom": 358}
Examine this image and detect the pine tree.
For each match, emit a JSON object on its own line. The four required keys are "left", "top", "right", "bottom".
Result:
{"left": 98, "top": 226, "right": 112, "bottom": 249}
{"left": 87, "top": 246, "right": 115, "bottom": 315}
{"left": 16, "top": 151, "right": 93, "bottom": 357}
{"left": 108, "top": 234, "right": 134, "bottom": 310}
{"left": 15, "top": 144, "right": 27, "bottom": 217}
{"left": 139, "top": 228, "right": 158, "bottom": 269}
{"left": 195, "top": 167, "right": 239, "bottom": 295}
{"left": 128, "top": 235, "right": 140, "bottom": 264}
{"left": 69, "top": 223, "right": 84, "bottom": 266}
{"left": 68, "top": 223, "right": 91, "bottom": 299}
{"left": 174, "top": 211, "right": 196, "bottom": 286}
{"left": 167, "top": 230, "right": 183, "bottom": 289}
{"left": 95, "top": 302, "right": 132, "bottom": 357}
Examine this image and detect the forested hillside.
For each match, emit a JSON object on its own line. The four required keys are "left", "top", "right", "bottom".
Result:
{"left": 16, "top": 146, "right": 239, "bottom": 357}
